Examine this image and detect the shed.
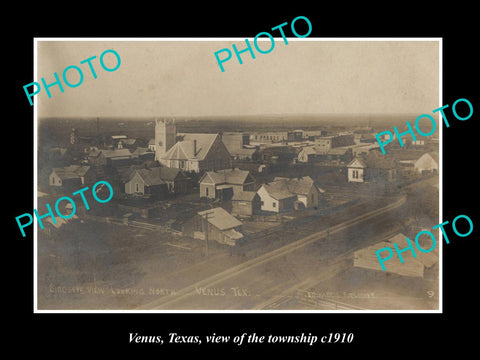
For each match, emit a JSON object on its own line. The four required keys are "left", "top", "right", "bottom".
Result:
{"left": 231, "top": 191, "right": 261, "bottom": 216}
{"left": 183, "top": 207, "right": 244, "bottom": 246}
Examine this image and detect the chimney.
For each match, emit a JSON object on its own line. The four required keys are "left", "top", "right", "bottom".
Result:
{"left": 193, "top": 139, "right": 197, "bottom": 156}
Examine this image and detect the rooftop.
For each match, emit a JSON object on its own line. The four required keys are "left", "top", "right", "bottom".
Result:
{"left": 262, "top": 176, "right": 321, "bottom": 200}
{"left": 52, "top": 165, "right": 91, "bottom": 180}
{"left": 232, "top": 191, "right": 258, "bottom": 201}
{"left": 201, "top": 168, "right": 253, "bottom": 185}
{"left": 163, "top": 133, "right": 219, "bottom": 161}
{"left": 198, "top": 207, "right": 243, "bottom": 230}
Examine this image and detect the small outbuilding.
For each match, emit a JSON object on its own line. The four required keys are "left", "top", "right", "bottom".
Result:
{"left": 231, "top": 191, "right": 261, "bottom": 217}
{"left": 183, "top": 207, "right": 245, "bottom": 246}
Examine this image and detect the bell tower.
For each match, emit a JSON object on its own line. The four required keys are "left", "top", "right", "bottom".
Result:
{"left": 155, "top": 117, "right": 177, "bottom": 161}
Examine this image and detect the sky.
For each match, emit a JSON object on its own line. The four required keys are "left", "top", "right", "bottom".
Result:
{"left": 36, "top": 39, "right": 440, "bottom": 119}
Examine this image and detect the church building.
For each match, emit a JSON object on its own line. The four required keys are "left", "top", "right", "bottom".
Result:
{"left": 155, "top": 118, "right": 231, "bottom": 173}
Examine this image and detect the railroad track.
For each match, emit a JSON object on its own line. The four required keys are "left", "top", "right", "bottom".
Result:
{"left": 136, "top": 196, "right": 406, "bottom": 310}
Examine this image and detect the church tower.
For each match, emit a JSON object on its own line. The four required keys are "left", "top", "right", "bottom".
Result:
{"left": 155, "top": 118, "right": 177, "bottom": 161}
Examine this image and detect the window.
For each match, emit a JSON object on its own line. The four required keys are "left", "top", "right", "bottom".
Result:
{"left": 261, "top": 201, "right": 264, "bottom": 206}
{"left": 135, "top": 183, "right": 139, "bottom": 192}
{"left": 352, "top": 170, "right": 359, "bottom": 179}
{"left": 52, "top": 177, "right": 55, "bottom": 185}
{"left": 206, "top": 187, "right": 209, "bottom": 197}
{"left": 179, "top": 160, "right": 185, "bottom": 169}
{"left": 272, "top": 202, "right": 276, "bottom": 208}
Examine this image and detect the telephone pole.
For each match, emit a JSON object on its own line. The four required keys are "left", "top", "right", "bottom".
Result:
{"left": 202, "top": 211, "right": 214, "bottom": 257}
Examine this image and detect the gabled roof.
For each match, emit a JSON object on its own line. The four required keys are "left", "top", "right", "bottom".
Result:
{"left": 200, "top": 168, "right": 252, "bottom": 185}
{"left": 277, "top": 176, "right": 323, "bottom": 195}
{"left": 290, "top": 177, "right": 320, "bottom": 195}
{"left": 163, "top": 133, "right": 219, "bottom": 161}
{"left": 101, "top": 148, "right": 133, "bottom": 159}
{"left": 198, "top": 207, "right": 242, "bottom": 230}
{"left": 221, "top": 134, "right": 244, "bottom": 152}
{"left": 261, "top": 181, "right": 297, "bottom": 200}
{"left": 232, "top": 191, "right": 258, "bottom": 201}
{"left": 52, "top": 165, "right": 90, "bottom": 180}
{"left": 116, "top": 167, "right": 136, "bottom": 183}
{"left": 261, "top": 176, "right": 323, "bottom": 200}
{"left": 416, "top": 152, "right": 439, "bottom": 165}
{"left": 135, "top": 168, "right": 166, "bottom": 186}
{"left": 130, "top": 167, "right": 185, "bottom": 184}
{"left": 347, "top": 157, "right": 367, "bottom": 168}
{"left": 299, "top": 146, "right": 318, "bottom": 156}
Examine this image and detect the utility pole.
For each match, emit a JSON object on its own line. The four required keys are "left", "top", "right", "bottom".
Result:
{"left": 202, "top": 211, "right": 214, "bottom": 257}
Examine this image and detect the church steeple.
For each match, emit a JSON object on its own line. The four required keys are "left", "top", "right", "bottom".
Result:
{"left": 155, "top": 117, "right": 177, "bottom": 161}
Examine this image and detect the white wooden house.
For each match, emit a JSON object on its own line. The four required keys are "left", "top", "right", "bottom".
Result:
{"left": 347, "top": 158, "right": 366, "bottom": 183}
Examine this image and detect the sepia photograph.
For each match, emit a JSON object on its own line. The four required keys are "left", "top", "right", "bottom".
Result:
{"left": 34, "top": 39, "right": 441, "bottom": 311}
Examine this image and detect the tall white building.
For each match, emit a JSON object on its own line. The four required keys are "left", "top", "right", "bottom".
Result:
{"left": 154, "top": 118, "right": 177, "bottom": 161}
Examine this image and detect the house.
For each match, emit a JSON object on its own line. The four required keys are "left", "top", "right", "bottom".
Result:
{"left": 414, "top": 152, "right": 438, "bottom": 174}
{"left": 124, "top": 168, "right": 167, "bottom": 198}
{"left": 199, "top": 168, "right": 255, "bottom": 200}
{"left": 183, "top": 207, "right": 245, "bottom": 246}
{"left": 102, "top": 148, "right": 134, "bottom": 166}
{"left": 125, "top": 167, "right": 190, "bottom": 196}
{"left": 257, "top": 176, "right": 322, "bottom": 213}
{"left": 353, "top": 233, "right": 438, "bottom": 278}
{"left": 273, "top": 176, "right": 323, "bottom": 209}
{"left": 257, "top": 181, "right": 298, "bottom": 213}
{"left": 155, "top": 119, "right": 231, "bottom": 173}
{"left": 347, "top": 158, "right": 366, "bottom": 183}
{"left": 49, "top": 165, "right": 93, "bottom": 189}
{"left": 87, "top": 148, "right": 103, "bottom": 165}
{"left": 88, "top": 148, "right": 133, "bottom": 167}
{"left": 154, "top": 167, "right": 191, "bottom": 194}
{"left": 231, "top": 191, "right": 261, "bottom": 217}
